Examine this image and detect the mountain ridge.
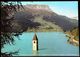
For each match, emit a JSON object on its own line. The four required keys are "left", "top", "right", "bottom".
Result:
{"left": 7, "top": 5, "right": 78, "bottom": 32}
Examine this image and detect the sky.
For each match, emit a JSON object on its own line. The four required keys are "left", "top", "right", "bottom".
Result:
{"left": 21, "top": 1, "right": 78, "bottom": 20}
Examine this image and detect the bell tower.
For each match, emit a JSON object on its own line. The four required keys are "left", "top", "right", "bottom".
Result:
{"left": 32, "top": 33, "right": 38, "bottom": 51}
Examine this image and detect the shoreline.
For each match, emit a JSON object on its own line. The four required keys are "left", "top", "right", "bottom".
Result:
{"left": 66, "top": 34, "right": 79, "bottom": 46}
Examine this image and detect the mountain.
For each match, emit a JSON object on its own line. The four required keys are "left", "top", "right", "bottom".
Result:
{"left": 72, "top": 17, "right": 78, "bottom": 20}
{"left": 25, "top": 4, "right": 52, "bottom": 11}
{"left": 7, "top": 5, "right": 78, "bottom": 32}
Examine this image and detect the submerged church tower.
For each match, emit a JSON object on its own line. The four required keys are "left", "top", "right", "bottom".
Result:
{"left": 32, "top": 33, "right": 38, "bottom": 51}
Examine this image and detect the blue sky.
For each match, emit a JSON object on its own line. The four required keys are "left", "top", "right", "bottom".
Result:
{"left": 21, "top": 1, "right": 78, "bottom": 20}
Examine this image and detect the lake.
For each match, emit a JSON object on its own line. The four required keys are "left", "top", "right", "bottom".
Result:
{"left": 1, "top": 32, "right": 79, "bottom": 56}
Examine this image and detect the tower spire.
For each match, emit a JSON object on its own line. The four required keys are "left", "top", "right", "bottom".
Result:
{"left": 32, "top": 33, "right": 38, "bottom": 51}
{"left": 33, "top": 33, "right": 38, "bottom": 40}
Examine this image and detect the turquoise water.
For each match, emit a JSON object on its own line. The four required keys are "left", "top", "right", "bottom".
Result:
{"left": 1, "top": 32, "right": 79, "bottom": 56}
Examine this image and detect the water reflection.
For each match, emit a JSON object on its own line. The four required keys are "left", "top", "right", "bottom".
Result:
{"left": 32, "top": 51, "right": 39, "bottom": 56}
{"left": 39, "top": 48, "right": 47, "bottom": 50}
{"left": 32, "top": 48, "right": 47, "bottom": 56}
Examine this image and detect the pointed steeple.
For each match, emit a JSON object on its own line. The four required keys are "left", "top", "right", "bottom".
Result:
{"left": 32, "top": 33, "right": 38, "bottom": 51}
{"left": 33, "top": 33, "right": 38, "bottom": 40}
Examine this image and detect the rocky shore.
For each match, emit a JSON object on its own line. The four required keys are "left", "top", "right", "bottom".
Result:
{"left": 66, "top": 34, "right": 79, "bottom": 46}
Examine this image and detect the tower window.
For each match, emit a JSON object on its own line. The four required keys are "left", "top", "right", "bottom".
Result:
{"left": 34, "top": 41, "right": 35, "bottom": 43}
